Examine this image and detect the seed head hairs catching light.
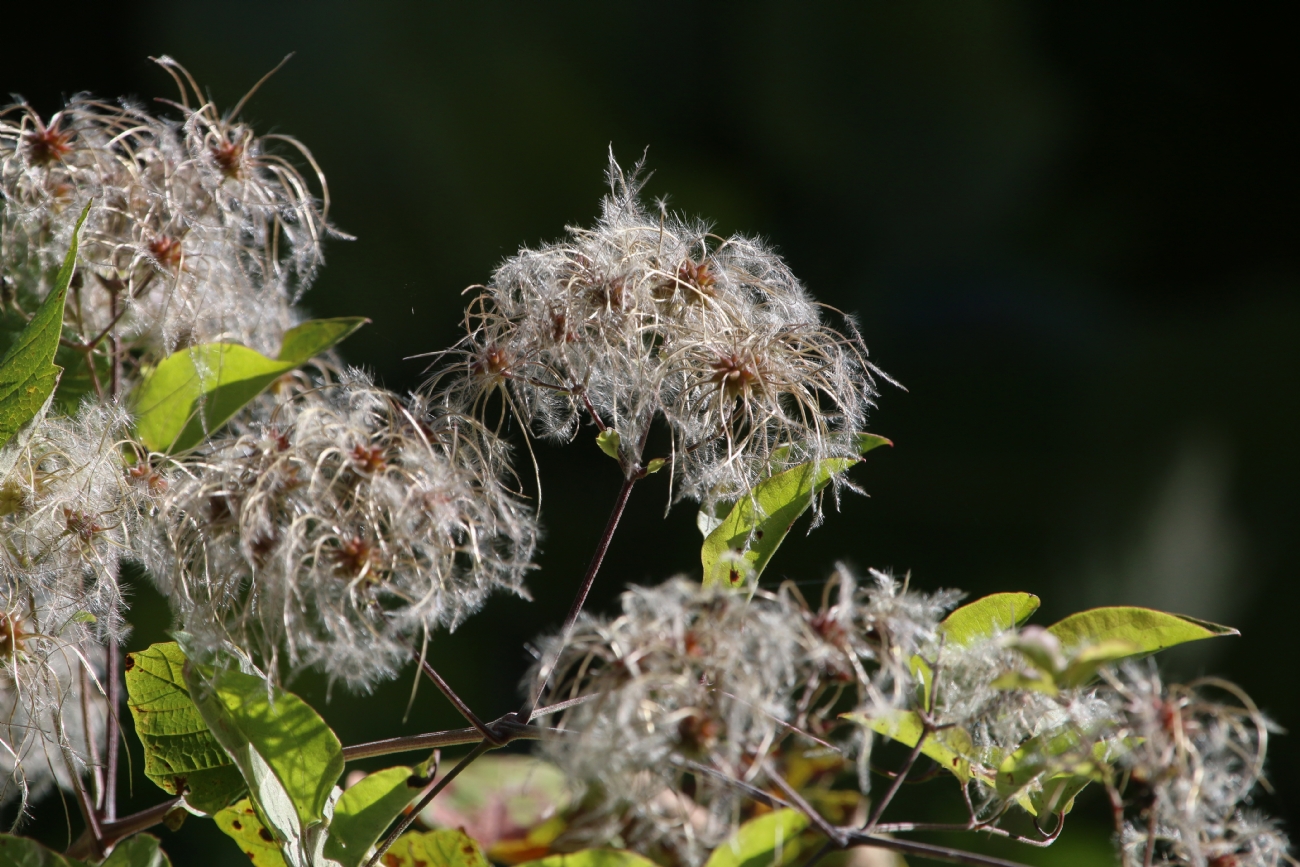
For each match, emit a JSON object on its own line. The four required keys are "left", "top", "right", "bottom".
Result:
{"left": 430, "top": 152, "right": 893, "bottom": 516}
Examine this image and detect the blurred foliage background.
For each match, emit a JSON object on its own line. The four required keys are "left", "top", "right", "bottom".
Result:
{"left": 4, "top": 3, "right": 1296, "bottom": 864}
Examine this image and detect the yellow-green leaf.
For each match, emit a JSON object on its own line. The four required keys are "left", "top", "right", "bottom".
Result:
{"left": 324, "top": 766, "right": 425, "bottom": 867}
{"left": 0, "top": 202, "right": 88, "bottom": 449}
{"left": 517, "top": 851, "right": 660, "bottom": 867}
{"left": 382, "top": 829, "right": 489, "bottom": 867}
{"left": 596, "top": 428, "right": 621, "bottom": 460}
{"left": 701, "top": 435, "right": 890, "bottom": 588}
{"left": 841, "top": 710, "right": 980, "bottom": 784}
{"left": 704, "top": 809, "right": 811, "bottom": 867}
{"left": 185, "top": 665, "right": 344, "bottom": 833}
{"left": 214, "top": 798, "right": 288, "bottom": 867}
{"left": 132, "top": 317, "right": 367, "bottom": 453}
{"left": 1046, "top": 607, "right": 1237, "bottom": 658}
{"left": 941, "top": 593, "right": 1040, "bottom": 646}
{"left": 123, "top": 642, "right": 245, "bottom": 814}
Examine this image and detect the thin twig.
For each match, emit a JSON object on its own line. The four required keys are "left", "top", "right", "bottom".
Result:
{"left": 340, "top": 718, "right": 539, "bottom": 762}
{"left": 416, "top": 655, "right": 502, "bottom": 745}
{"left": 364, "top": 740, "right": 492, "bottom": 867}
{"left": 863, "top": 726, "right": 928, "bottom": 833}
{"left": 838, "top": 829, "right": 1037, "bottom": 867}
{"left": 520, "top": 473, "right": 637, "bottom": 719}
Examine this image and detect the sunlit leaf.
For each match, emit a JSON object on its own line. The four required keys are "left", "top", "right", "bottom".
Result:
{"left": 324, "top": 766, "right": 425, "bottom": 867}
{"left": 123, "top": 642, "right": 245, "bottom": 815}
{"left": 132, "top": 317, "right": 367, "bottom": 453}
{"left": 596, "top": 428, "right": 621, "bottom": 460}
{"left": 0, "top": 202, "right": 88, "bottom": 449}
{"left": 382, "top": 829, "right": 489, "bottom": 867}
{"left": 703, "top": 809, "right": 811, "bottom": 867}
{"left": 185, "top": 663, "right": 344, "bottom": 855}
{"left": 701, "top": 435, "right": 890, "bottom": 588}
{"left": 841, "top": 710, "right": 983, "bottom": 784}
{"left": 1046, "top": 607, "right": 1237, "bottom": 660}
{"left": 101, "top": 834, "right": 173, "bottom": 867}
{"left": 214, "top": 798, "right": 289, "bottom": 867}
{"left": 940, "top": 593, "right": 1040, "bottom": 646}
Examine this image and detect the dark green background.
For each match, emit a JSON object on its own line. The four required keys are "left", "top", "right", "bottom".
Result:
{"left": 5, "top": 4, "right": 1296, "bottom": 864}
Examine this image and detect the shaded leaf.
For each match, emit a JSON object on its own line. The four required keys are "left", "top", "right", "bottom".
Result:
{"left": 123, "top": 642, "right": 245, "bottom": 814}
{"left": 324, "top": 766, "right": 424, "bottom": 867}
{"left": 940, "top": 593, "right": 1040, "bottom": 646}
{"left": 214, "top": 798, "right": 289, "bottom": 867}
{"left": 841, "top": 711, "right": 982, "bottom": 784}
{"left": 0, "top": 202, "right": 88, "bottom": 449}
{"left": 702, "top": 435, "right": 890, "bottom": 588}
{"left": 516, "top": 850, "right": 659, "bottom": 867}
{"left": 1046, "top": 607, "right": 1237, "bottom": 658}
{"left": 0, "top": 834, "right": 88, "bottom": 867}
{"left": 132, "top": 317, "right": 367, "bottom": 453}
{"left": 704, "top": 809, "right": 811, "bottom": 867}
{"left": 102, "top": 834, "right": 173, "bottom": 867}
{"left": 185, "top": 664, "right": 344, "bottom": 856}
{"left": 382, "top": 829, "right": 489, "bottom": 867}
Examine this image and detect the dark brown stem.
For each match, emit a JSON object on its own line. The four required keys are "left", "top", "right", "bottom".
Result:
{"left": 364, "top": 740, "right": 492, "bottom": 867}
{"left": 340, "top": 717, "right": 541, "bottom": 762}
{"left": 415, "top": 656, "right": 501, "bottom": 745}
{"left": 520, "top": 472, "right": 637, "bottom": 718}
{"left": 67, "top": 760, "right": 104, "bottom": 861}
{"left": 67, "top": 797, "right": 181, "bottom": 860}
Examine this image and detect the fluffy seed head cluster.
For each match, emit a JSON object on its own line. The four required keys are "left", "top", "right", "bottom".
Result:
{"left": 0, "top": 57, "right": 330, "bottom": 368}
{"left": 529, "top": 570, "right": 960, "bottom": 865}
{"left": 435, "top": 154, "right": 881, "bottom": 510}
{"left": 0, "top": 590, "right": 107, "bottom": 814}
{"left": 150, "top": 373, "right": 538, "bottom": 689}
{"left": 0, "top": 402, "right": 156, "bottom": 643}
{"left": 1107, "top": 666, "right": 1291, "bottom": 867}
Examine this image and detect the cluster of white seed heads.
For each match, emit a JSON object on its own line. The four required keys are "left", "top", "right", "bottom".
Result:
{"left": 434, "top": 154, "right": 884, "bottom": 511}
{"left": 0, "top": 56, "right": 329, "bottom": 371}
{"left": 149, "top": 373, "right": 538, "bottom": 689}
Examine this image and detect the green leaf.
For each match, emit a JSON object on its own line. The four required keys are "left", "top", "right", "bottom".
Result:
{"left": 184, "top": 663, "right": 344, "bottom": 859}
{"left": 703, "top": 809, "right": 811, "bottom": 867}
{"left": 214, "top": 798, "right": 289, "bottom": 867}
{"left": 1046, "top": 607, "right": 1237, "bottom": 659}
{"left": 643, "top": 457, "right": 666, "bottom": 475}
{"left": 596, "top": 428, "right": 621, "bottom": 460}
{"left": 101, "top": 834, "right": 173, "bottom": 867}
{"left": 132, "top": 317, "right": 367, "bottom": 453}
{"left": 381, "top": 829, "right": 489, "bottom": 867}
{"left": 275, "top": 318, "right": 368, "bottom": 365}
{"left": 701, "top": 435, "right": 890, "bottom": 589}
{"left": 324, "top": 766, "right": 424, "bottom": 867}
{"left": 123, "top": 642, "right": 246, "bottom": 815}
{"left": 941, "top": 593, "right": 1040, "bottom": 646}
{"left": 517, "top": 850, "right": 660, "bottom": 867}
{"left": 0, "top": 202, "right": 88, "bottom": 449}
{"left": 841, "top": 710, "right": 980, "bottom": 784}
{"left": 0, "top": 834, "right": 89, "bottom": 867}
